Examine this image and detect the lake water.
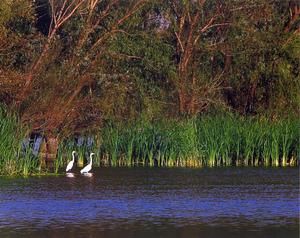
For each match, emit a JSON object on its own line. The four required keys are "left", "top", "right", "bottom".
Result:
{"left": 0, "top": 167, "right": 298, "bottom": 238}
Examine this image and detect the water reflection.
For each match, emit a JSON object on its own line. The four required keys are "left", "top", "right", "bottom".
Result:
{"left": 0, "top": 167, "right": 298, "bottom": 238}
{"left": 66, "top": 172, "right": 75, "bottom": 178}
{"left": 82, "top": 172, "right": 93, "bottom": 177}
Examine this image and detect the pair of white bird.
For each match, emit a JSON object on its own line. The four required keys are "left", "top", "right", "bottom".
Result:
{"left": 66, "top": 151, "right": 94, "bottom": 174}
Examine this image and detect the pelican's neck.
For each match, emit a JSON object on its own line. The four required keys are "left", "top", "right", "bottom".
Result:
{"left": 72, "top": 153, "right": 75, "bottom": 161}
{"left": 89, "top": 154, "right": 93, "bottom": 164}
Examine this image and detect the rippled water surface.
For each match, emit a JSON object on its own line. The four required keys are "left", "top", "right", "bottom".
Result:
{"left": 0, "top": 167, "right": 298, "bottom": 238}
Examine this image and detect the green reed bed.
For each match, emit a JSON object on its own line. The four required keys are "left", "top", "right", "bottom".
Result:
{"left": 95, "top": 115, "right": 298, "bottom": 167}
{"left": 57, "top": 115, "right": 299, "bottom": 169}
{"left": 1, "top": 110, "right": 298, "bottom": 176}
{"left": 197, "top": 115, "right": 299, "bottom": 167}
{"left": 0, "top": 108, "right": 39, "bottom": 176}
{"left": 98, "top": 120, "right": 199, "bottom": 167}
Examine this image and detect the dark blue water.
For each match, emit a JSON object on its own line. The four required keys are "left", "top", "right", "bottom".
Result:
{"left": 0, "top": 167, "right": 298, "bottom": 238}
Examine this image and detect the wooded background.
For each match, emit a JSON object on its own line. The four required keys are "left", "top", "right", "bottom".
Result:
{"left": 0, "top": 0, "right": 299, "bottom": 139}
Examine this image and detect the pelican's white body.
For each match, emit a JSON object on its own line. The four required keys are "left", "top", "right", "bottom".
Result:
{"left": 80, "top": 153, "right": 94, "bottom": 174}
{"left": 66, "top": 151, "right": 76, "bottom": 172}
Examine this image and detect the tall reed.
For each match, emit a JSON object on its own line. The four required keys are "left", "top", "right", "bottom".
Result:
{"left": 57, "top": 115, "right": 298, "bottom": 169}
{"left": 2, "top": 109, "right": 298, "bottom": 176}
{"left": 0, "top": 107, "right": 39, "bottom": 176}
{"left": 94, "top": 115, "right": 299, "bottom": 167}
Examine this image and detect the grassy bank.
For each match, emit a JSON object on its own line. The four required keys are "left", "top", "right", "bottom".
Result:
{"left": 0, "top": 110, "right": 299, "bottom": 176}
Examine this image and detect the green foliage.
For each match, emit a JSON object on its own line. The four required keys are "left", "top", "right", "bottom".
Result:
{"left": 1, "top": 0, "right": 299, "bottom": 125}
{"left": 0, "top": 0, "right": 37, "bottom": 68}
{"left": 0, "top": 0, "right": 34, "bottom": 32}
{"left": 226, "top": 1, "right": 300, "bottom": 116}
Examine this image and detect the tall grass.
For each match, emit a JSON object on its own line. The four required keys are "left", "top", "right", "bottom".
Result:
{"left": 93, "top": 115, "right": 299, "bottom": 167}
{"left": 0, "top": 107, "right": 39, "bottom": 176}
{"left": 1, "top": 109, "right": 298, "bottom": 176}
{"left": 196, "top": 115, "right": 299, "bottom": 166}
{"left": 98, "top": 119, "right": 200, "bottom": 167}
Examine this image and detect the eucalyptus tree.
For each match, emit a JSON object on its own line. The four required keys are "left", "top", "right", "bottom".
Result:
{"left": 1, "top": 0, "right": 148, "bottom": 158}
{"left": 109, "top": 0, "right": 233, "bottom": 117}
{"left": 157, "top": 0, "right": 300, "bottom": 116}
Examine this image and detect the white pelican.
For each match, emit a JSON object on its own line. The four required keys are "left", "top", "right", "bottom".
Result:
{"left": 80, "top": 153, "right": 95, "bottom": 174}
{"left": 66, "top": 151, "right": 76, "bottom": 172}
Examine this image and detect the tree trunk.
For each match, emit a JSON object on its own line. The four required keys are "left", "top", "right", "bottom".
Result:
{"left": 45, "top": 136, "right": 59, "bottom": 168}
{"left": 284, "top": 1, "right": 300, "bottom": 33}
{"left": 189, "top": 76, "right": 197, "bottom": 116}
{"left": 179, "top": 88, "right": 186, "bottom": 115}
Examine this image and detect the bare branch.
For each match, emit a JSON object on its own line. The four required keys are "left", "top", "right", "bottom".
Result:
{"left": 175, "top": 32, "right": 184, "bottom": 52}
